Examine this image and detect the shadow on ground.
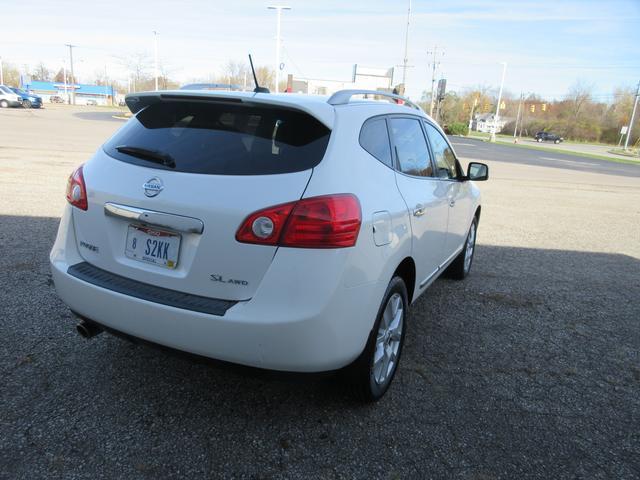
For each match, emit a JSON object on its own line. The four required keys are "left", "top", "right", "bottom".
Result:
{"left": 1, "top": 214, "right": 638, "bottom": 479}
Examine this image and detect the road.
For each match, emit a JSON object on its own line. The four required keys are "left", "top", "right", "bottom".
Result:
{"left": 1, "top": 105, "right": 639, "bottom": 479}
{"left": 450, "top": 137, "right": 640, "bottom": 178}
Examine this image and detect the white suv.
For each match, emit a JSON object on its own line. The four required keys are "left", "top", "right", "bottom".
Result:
{"left": 50, "top": 89, "right": 488, "bottom": 401}
{"left": 0, "top": 85, "right": 23, "bottom": 108}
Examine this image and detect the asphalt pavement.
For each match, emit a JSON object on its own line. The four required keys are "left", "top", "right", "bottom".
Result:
{"left": 450, "top": 137, "right": 640, "bottom": 178}
{"left": 1, "top": 105, "right": 639, "bottom": 479}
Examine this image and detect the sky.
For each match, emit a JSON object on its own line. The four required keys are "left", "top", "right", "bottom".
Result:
{"left": 1, "top": 0, "right": 639, "bottom": 101}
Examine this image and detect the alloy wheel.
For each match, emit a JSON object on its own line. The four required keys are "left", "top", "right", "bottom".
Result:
{"left": 372, "top": 292, "right": 404, "bottom": 385}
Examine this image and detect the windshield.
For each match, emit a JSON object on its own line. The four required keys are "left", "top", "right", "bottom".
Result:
{"left": 104, "top": 101, "right": 331, "bottom": 175}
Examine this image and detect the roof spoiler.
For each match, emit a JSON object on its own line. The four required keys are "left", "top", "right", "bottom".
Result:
{"left": 124, "top": 91, "right": 244, "bottom": 114}
{"left": 327, "top": 89, "right": 421, "bottom": 111}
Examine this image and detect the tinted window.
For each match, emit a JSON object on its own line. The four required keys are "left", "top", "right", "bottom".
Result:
{"left": 389, "top": 118, "right": 433, "bottom": 177}
{"left": 104, "top": 101, "right": 331, "bottom": 175}
{"left": 359, "top": 117, "right": 392, "bottom": 167}
{"left": 424, "top": 122, "right": 458, "bottom": 179}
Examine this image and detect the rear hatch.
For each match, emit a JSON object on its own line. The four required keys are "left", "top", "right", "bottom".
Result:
{"left": 72, "top": 96, "right": 332, "bottom": 301}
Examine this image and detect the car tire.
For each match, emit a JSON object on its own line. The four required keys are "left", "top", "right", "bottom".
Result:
{"left": 537, "top": 138, "right": 542, "bottom": 142}
{"left": 0, "top": 100, "right": 8, "bottom": 108}
{"left": 444, "top": 217, "right": 478, "bottom": 280}
{"left": 22, "top": 100, "right": 32, "bottom": 109}
{"left": 346, "top": 276, "right": 408, "bottom": 402}
{"left": 554, "top": 139, "right": 560, "bottom": 144}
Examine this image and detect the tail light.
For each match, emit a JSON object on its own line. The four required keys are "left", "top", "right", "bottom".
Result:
{"left": 236, "top": 194, "right": 361, "bottom": 248}
{"left": 65, "top": 165, "right": 88, "bottom": 211}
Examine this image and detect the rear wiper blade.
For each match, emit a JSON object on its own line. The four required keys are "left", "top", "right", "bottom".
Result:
{"left": 115, "top": 145, "right": 176, "bottom": 168}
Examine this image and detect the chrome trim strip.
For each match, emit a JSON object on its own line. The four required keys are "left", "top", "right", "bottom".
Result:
{"left": 417, "top": 245, "right": 465, "bottom": 289}
{"left": 104, "top": 202, "right": 204, "bottom": 234}
{"left": 419, "top": 267, "right": 440, "bottom": 289}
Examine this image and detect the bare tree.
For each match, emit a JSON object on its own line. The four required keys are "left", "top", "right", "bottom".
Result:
{"left": 118, "top": 52, "right": 152, "bottom": 91}
{"left": 32, "top": 62, "right": 51, "bottom": 81}
{"left": 223, "top": 60, "right": 249, "bottom": 88}
{"left": 567, "top": 80, "right": 593, "bottom": 121}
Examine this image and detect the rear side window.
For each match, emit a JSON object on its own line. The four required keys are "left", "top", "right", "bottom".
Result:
{"left": 359, "top": 117, "right": 392, "bottom": 167}
{"left": 104, "top": 101, "right": 331, "bottom": 175}
{"left": 389, "top": 118, "right": 433, "bottom": 177}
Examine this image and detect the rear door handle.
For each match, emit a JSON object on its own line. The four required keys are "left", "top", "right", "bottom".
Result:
{"left": 413, "top": 204, "right": 425, "bottom": 217}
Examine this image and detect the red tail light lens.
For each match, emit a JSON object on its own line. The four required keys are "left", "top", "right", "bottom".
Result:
{"left": 235, "top": 201, "right": 295, "bottom": 245}
{"left": 236, "top": 194, "right": 361, "bottom": 248}
{"left": 65, "top": 165, "right": 88, "bottom": 211}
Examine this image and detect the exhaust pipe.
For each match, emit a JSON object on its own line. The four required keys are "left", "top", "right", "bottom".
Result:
{"left": 76, "top": 320, "right": 103, "bottom": 339}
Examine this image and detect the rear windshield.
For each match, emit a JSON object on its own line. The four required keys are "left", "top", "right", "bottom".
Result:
{"left": 103, "top": 100, "right": 331, "bottom": 175}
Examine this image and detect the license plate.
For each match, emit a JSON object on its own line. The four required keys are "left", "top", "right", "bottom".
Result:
{"left": 125, "top": 225, "right": 181, "bottom": 269}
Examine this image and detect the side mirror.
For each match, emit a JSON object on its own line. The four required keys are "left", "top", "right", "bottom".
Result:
{"left": 467, "top": 162, "right": 488, "bottom": 181}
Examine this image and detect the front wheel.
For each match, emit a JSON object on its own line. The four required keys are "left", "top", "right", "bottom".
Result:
{"left": 537, "top": 138, "right": 543, "bottom": 142}
{"left": 444, "top": 217, "right": 478, "bottom": 280}
{"left": 554, "top": 139, "right": 560, "bottom": 144}
{"left": 347, "top": 276, "right": 408, "bottom": 402}
{"left": 22, "top": 100, "right": 32, "bottom": 108}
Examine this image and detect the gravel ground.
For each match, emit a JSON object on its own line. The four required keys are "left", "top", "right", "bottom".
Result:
{"left": 1, "top": 106, "right": 639, "bottom": 479}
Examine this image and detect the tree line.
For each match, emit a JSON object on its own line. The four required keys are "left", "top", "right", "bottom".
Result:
{"left": 420, "top": 81, "right": 639, "bottom": 145}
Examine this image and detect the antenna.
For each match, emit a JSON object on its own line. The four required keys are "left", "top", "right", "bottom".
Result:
{"left": 248, "top": 54, "right": 270, "bottom": 94}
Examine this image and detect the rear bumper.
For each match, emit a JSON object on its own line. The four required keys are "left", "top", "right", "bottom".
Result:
{"left": 50, "top": 205, "right": 384, "bottom": 372}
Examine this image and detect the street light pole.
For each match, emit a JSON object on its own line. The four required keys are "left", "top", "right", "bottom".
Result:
{"left": 0, "top": 56, "right": 4, "bottom": 85}
{"left": 490, "top": 62, "right": 507, "bottom": 142}
{"left": 267, "top": 5, "right": 291, "bottom": 93}
{"left": 401, "top": 0, "right": 411, "bottom": 89}
{"left": 153, "top": 31, "right": 159, "bottom": 91}
{"left": 65, "top": 44, "right": 76, "bottom": 105}
{"left": 623, "top": 80, "right": 640, "bottom": 151}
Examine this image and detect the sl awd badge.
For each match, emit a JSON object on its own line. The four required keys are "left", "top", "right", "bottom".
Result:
{"left": 143, "top": 177, "right": 164, "bottom": 197}
{"left": 210, "top": 274, "right": 249, "bottom": 286}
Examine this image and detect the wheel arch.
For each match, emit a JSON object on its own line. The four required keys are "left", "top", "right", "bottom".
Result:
{"left": 393, "top": 257, "right": 416, "bottom": 304}
{"left": 474, "top": 205, "right": 481, "bottom": 223}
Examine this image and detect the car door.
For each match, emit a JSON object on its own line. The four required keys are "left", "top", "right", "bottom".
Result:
{"left": 423, "top": 121, "right": 473, "bottom": 260}
{"left": 388, "top": 116, "right": 450, "bottom": 291}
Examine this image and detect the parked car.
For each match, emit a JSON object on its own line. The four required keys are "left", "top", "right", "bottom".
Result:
{"left": 50, "top": 89, "right": 488, "bottom": 401}
{"left": 0, "top": 85, "right": 23, "bottom": 108}
{"left": 85, "top": 99, "right": 98, "bottom": 106}
{"left": 534, "top": 131, "right": 563, "bottom": 144}
{"left": 9, "top": 87, "right": 42, "bottom": 108}
{"left": 50, "top": 95, "right": 65, "bottom": 104}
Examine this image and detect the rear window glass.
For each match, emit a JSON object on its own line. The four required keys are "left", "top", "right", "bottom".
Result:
{"left": 103, "top": 101, "right": 331, "bottom": 175}
{"left": 359, "top": 117, "right": 392, "bottom": 168}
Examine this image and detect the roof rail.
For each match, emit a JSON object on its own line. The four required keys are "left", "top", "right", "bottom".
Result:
{"left": 327, "top": 89, "right": 421, "bottom": 111}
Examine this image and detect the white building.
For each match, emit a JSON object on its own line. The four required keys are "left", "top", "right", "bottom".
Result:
{"left": 287, "top": 65, "right": 395, "bottom": 96}
{"left": 473, "top": 113, "right": 511, "bottom": 133}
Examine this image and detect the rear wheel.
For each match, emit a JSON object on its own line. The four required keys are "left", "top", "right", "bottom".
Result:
{"left": 347, "top": 276, "right": 408, "bottom": 402}
{"left": 537, "top": 138, "right": 543, "bottom": 142}
{"left": 554, "top": 139, "right": 560, "bottom": 144}
{"left": 444, "top": 217, "right": 477, "bottom": 280}
{"left": 0, "top": 100, "right": 8, "bottom": 108}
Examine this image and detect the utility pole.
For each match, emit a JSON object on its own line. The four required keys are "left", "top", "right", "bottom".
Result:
{"left": 0, "top": 56, "right": 3, "bottom": 84}
{"left": 267, "top": 5, "right": 291, "bottom": 93}
{"left": 401, "top": 0, "right": 411, "bottom": 89}
{"left": 427, "top": 46, "right": 443, "bottom": 117}
{"left": 62, "top": 59, "right": 68, "bottom": 102}
{"left": 490, "top": 62, "right": 507, "bottom": 142}
{"left": 65, "top": 44, "right": 76, "bottom": 105}
{"left": 513, "top": 92, "right": 523, "bottom": 141}
{"left": 153, "top": 31, "right": 159, "bottom": 91}
{"left": 467, "top": 96, "right": 478, "bottom": 136}
{"left": 624, "top": 80, "right": 640, "bottom": 150}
